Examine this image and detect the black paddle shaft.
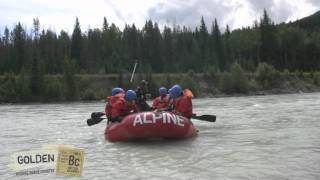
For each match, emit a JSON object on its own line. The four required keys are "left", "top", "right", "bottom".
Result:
{"left": 192, "top": 114, "right": 216, "bottom": 122}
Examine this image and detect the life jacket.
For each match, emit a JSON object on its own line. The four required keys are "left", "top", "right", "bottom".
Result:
{"left": 111, "top": 97, "right": 138, "bottom": 119}
{"left": 152, "top": 94, "right": 171, "bottom": 110}
{"left": 105, "top": 92, "right": 125, "bottom": 118}
{"left": 172, "top": 94, "right": 193, "bottom": 119}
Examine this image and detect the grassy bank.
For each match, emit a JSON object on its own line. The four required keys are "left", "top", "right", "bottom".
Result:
{"left": 1, "top": 63, "right": 320, "bottom": 103}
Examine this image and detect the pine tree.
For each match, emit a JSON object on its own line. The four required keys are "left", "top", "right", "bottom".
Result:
{"left": 224, "top": 25, "right": 232, "bottom": 70}
{"left": 103, "top": 17, "right": 109, "bottom": 32}
{"left": 4, "top": 27, "right": 10, "bottom": 45}
{"left": 101, "top": 17, "right": 110, "bottom": 63}
{"left": 142, "top": 20, "right": 154, "bottom": 67}
{"left": 56, "top": 30, "right": 71, "bottom": 73}
{"left": 32, "top": 18, "right": 40, "bottom": 66}
{"left": 106, "top": 23, "right": 121, "bottom": 72}
{"left": 30, "top": 56, "right": 44, "bottom": 97}
{"left": 212, "top": 19, "right": 225, "bottom": 71}
{"left": 32, "top": 18, "right": 40, "bottom": 40}
{"left": 260, "top": 9, "right": 278, "bottom": 67}
{"left": 130, "top": 24, "right": 140, "bottom": 60}
{"left": 151, "top": 22, "right": 163, "bottom": 72}
{"left": 87, "top": 28, "right": 102, "bottom": 72}
{"left": 63, "top": 57, "right": 77, "bottom": 100}
{"left": 162, "top": 26, "right": 174, "bottom": 72}
{"left": 71, "top": 17, "right": 83, "bottom": 70}
{"left": 198, "top": 16, "right": 209, "bottom": 69}
{"left": 0, "top": 27, "right": 10, "bottom": 74}
{"left": 123, "top": 24, "right": 140, "bottom": 61}
{"left": 12, "top": 22, "right": 26, "bottom": 73}
{"left": 0, "top": 32, "right": 3, "bottom": 73}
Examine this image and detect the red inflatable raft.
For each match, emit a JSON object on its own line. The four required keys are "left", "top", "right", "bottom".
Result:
{"left": 105, "top": 111, "right": 197, "bottom": 142}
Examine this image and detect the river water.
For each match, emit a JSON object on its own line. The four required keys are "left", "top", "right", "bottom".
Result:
{"left": 1, "top": 93, "right": 320, "bottom": 179}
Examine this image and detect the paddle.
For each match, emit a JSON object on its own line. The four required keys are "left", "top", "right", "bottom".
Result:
{"left": 87, "top": 117, "right": 106, "bottom": 126}
{"left": 191, "top": 114, "right": 216, "bottom": 122}
{"left": 91, "top": 112, "right": 105, "bottom": 119}
{"left": 87, "top": 112, "right": 106, "bottom": 126}
{"left": 183, "top": 89, "right": 216, "bottom": 122}
{"left": 130, "top": 61, "right": 138, "bottom": 83}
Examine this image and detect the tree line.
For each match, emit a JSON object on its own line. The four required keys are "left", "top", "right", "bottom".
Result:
{"left": 0, "top": 10, "right": 319, "bottom": 77}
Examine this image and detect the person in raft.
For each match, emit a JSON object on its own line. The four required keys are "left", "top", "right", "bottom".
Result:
{"left": 109, "top": 90, "right": 139, "bottom": 123}
{"left": 105, "top": 87, "right": 125, "bottom": 121}
{"left": 135, "top": 80, "right": 151, "bottom": 111}
{"left": 152, "top": 86, "right": 172, "bottom": 111}
{"left": 168, "top": 84, "right": 193, "bottom": 119}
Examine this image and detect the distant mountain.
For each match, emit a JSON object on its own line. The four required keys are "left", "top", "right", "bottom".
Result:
{"left": 289, "top": 10, "right": 320, "bottom": 31}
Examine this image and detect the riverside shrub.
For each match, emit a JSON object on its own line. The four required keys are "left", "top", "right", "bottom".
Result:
{"left": 181, "top": 74, "right": 198, "bottom": 96}
{"left": 255, "top": 63, "right": 280, "bottom": 88}
{"left": 44, "top": 79, "right": 63, "bottom": 101}
{"left": 314, "top": 72, "right": 320, "bottom": 85}
{"left": 15, "top": 72, "right": 31, "bottom": 101}
{"left": 81, "top": 88, "right": 97, "bottom": 101}
{"left": 0, "top": 73, "right": 18, "bottom": 102}
{"left": 220, "top": 72, "right": 233, "bottom": 93}
{"left": 220, "top": 63, "right": 248, "bottom": 94}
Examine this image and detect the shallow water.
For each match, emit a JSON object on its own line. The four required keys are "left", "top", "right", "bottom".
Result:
{"left": 1, "top": 93, "right": 320, "bottom": 179}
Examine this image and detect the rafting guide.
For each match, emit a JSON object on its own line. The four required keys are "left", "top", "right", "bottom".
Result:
{"left": 8, "top": 144, "right": 85, "bottom": 177}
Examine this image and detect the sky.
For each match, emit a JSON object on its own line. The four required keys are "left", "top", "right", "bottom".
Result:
{"left": 0, "top": 0, "right": 319, "bottom": 34}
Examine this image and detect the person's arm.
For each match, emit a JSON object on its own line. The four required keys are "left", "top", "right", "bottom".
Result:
{"left": 174, "top": 98, "right": 192, "bottom": 118}
{"left": 162, "top": 97, "right": 174, "bottom": 112}
{"left": 157, "top": 102, "right": 173, "bottom": 112}
{"left": 111, "top": 117, "right": 123, "bottom": 123}
{"left": 152, "top": 97, "right": 159, "bottom": 110}
{"left": 104, "top": 103, "right": 108, "bottom": 115}
{"left": 181, "top": 98, "right": 192, "bottom": 118}
{"left": 132, "top": 102, "right": 139, "bottom": 113}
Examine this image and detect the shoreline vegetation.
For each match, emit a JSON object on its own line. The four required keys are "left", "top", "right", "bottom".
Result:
{"left": 1, "top": 63, "right": 320, "bottom": 103}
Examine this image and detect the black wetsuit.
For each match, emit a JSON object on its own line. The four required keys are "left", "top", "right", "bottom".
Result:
{"left": 136, "top": 86, "right": 151, "bottom": 111}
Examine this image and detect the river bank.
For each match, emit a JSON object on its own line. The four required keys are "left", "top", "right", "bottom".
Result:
{"left": 205, "top": 75, "right": 320, "bottom": 98}
{"left": 1, "top": 67, "right": 320, "bottom": 103}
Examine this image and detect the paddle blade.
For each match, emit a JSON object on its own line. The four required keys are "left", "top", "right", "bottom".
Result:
{"left": 87, "top": 117, "right": 105, "bottom": 126}
{"left": 91, "top": 112, "right": 105, "bottom": 119}
{"left": 192, "top": 114, "right": 216, "bottom": 122}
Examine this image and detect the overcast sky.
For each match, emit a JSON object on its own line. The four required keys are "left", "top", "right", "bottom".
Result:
{"left": 0, "top": 0, "right": 319, "bottom": 34}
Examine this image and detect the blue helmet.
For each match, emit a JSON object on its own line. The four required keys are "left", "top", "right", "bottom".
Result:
{"left": 159, "top": 86, "right": 167, "bottom": 95}
{"left": 125, "top": 90, "right": 137, "bottom": 101}
{"left": 112, "top": 87, "right": 125, "bottom": 96}
{"left": 169, "top": 84, "right": 182, "bottom": 98}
